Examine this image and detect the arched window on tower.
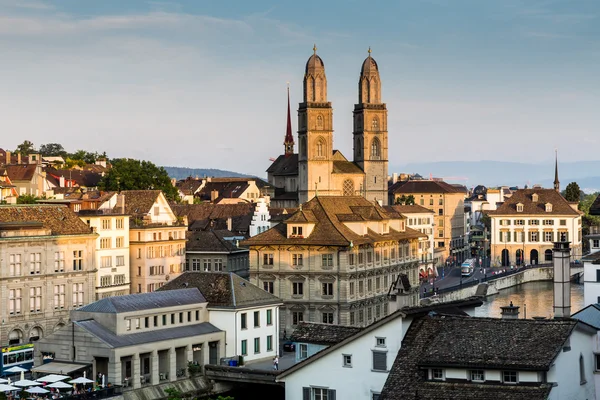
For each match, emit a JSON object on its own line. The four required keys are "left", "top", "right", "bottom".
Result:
{"left": 316, "top": 115, "right": 324, "bottom": 130}
{"left": 371, "top": 138, "right": 381, "bottom": 159}
{"left": 316, "top": 137, "right": 326, "bottom": 158}
{"left": 372, "top": 117, "right": 379, "bottom": 131}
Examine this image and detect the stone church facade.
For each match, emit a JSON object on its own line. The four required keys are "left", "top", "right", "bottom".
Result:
{"left": 268, "top": 47, "right": 389, "bottom": 207}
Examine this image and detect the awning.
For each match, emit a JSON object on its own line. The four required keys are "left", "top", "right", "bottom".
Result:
{"left": 31, "top": 362, "right": 89, "bottom": 375}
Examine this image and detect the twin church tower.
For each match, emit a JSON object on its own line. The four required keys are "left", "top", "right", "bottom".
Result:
{"left": 268, "top": 46, "right": 389, "bottom": 207}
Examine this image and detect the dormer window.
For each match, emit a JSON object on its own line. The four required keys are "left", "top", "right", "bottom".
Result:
{"left": 545, "top": 203, "right": 553, "bottom": 212}
{"left": 532, "top": 193, "right": 539, "bottom": 202}
{"left": 292, "top": 226, "right": 303, "bottom": 237}
{"left": 516, "top": 203, "right": 523, "bottom": 212}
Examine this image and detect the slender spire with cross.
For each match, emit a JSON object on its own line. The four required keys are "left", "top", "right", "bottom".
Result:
{"left": 554, "top": 148, "right": 560, "bottom": 192}
{"left": 313, "top": 44, "right": 317, "bottom": 54}
{"left": 368, "top": 46, "right": 372, "bottom": 55}
{"left": 284, "top": 82, "right": 294, "bottom": 156}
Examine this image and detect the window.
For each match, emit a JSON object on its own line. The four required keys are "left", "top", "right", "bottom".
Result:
{"left": 371, "top": 138, "right": 381, "bottom": 158}
{"left": 293, "top": 282, "right": 304, "bottom": 296}
{"left": 241, "top": 313, "right": 247, "bottom": 329}
{"left": 375, "top": 251, "right": 380, "bottom": 263}
{"left": 9, "top": 254, "right": 22, "bottom": 276}
{"left": 359, "top": 281, "right": 364, "bottom": 295}
{"left": 29, "top": 286, "right": 42, "bottom": 313}
{"left": 171, "top": 314, "right": 175, "bottom": 324}
{"left": 135, "top": 318, "right": 140, "bottom": 330}
{"left": 322, "top": 312, "right": 334, "bottom": 324}
{"left": 350, "top": 311, "right": 355, "bottom": 325}
{"left": 306, "top": 388, "right": 335, "bottom": 400}
{"left": 470, "top": 370, "right": 485, "bottom": 382}
{"left": 51, "top": 285, "right": 66, "bottom": 310}
{"left": 432, "top": 368, "right": 444, "bottom": 380}
{"left": 292, "top": 311, "right": 304, "bottom": 325}
{"left": 116, "top": 237, "right": 124, "bottom": 247}
{"left": 73, "top": 250, "right": 83, "bottom": 270}
{"left": 367, "top": 279, "right": 373, "bottom": 292}
{"left": 530, "top": 231, "right": 539, "bottom": 242}
{"left": 100, "top": 238, "right": 111, "bottom": 249}
{"left": 358, "top": 253, "right": 364, "bottom": 264}
{"left": 179, "top": 312, "right": 184, "bottom": 323}
{"left": 502, "top": 371, "right": 518, "bottom": 384}
{"left": 438, "top": 229, "right": 444, "bottom": 238}
{"left": 100, "top": 275, "right": 112, "bottom": 287}
{"left": 349, "top": 253, "right": 355, "bottom": 266}
{"left": 292, "top": 226, "right": 304, "bottom": 236}
{"left": 372, "top": 351, "right": 387, "bottom": 372}
{"left": 267, "top": 335, "right": 273, "bottom": 351}
{"left": 580, "top": 353, "right": 586, "bottom": 385}
{"left": 515, "top": 219, "right": 525, "bottom": 225}
{"left": 376, "top": 337, "right": 386, "bottom": 347}
{"left": 214, "top": 258, "right": 223, "bottom": 271}
{"left": 263, "top": 281, "right": 274, "bottom": 294}
{"left": 543, "top": 219, "right": 554, "bottom": 226}
{"left": 238, "top": 339, "right": 247, "bottom": 356}
{"left": 254, "top": 311, "right": 260, "bottom": 327}
{"left": 544, "top": 231, "right": 553, "bottom": 242}
{"left": 101, "top": 256, "right": 112, "bottom": 268}
{"left": 299, "top": 344, "right": 308, "bottom": 359}
{"left": 545, "top": 203, "right": 553, "bottom": 212}
{"left": 593, "top": 239, "right": 600, "bottom": 248}
{"left": 429, "top": 198, "right": 434, "bottom": 206}
{"left": 137, "top": 248, "right": 142, "bottom": 259}
{"left": 322, "top": 282, "right": 333, "bottom": 297}
{"left": 516, "top": 203, "right": 524, "bottom": 212}
{"left": 292, "top": 254, "right": 303, "bottom": 266}
{"left": 101, "top": 219, "right": 111, "bottom": 230}
{"left": 162, "top": 314, "right": 167, "bottom": 325}
{"left": 595, "top": 354, "right": 600, "bottom": 371}
{"left": 9, "top": 289, "right": 22, "bottom": 315}
{"left": 29, "top": 253, "right": 41, "bottom": 274}
{"left": 116, "top": 256, "right": 125, "bottom": 266}
{"left": 349, "top": 282, "right": 355, "bottom": 296}
{"left": 203, "top": 259, "right": 211, "bottom": 272}
{"left": 438, "top": 209, "right": 443, "bottom": 216}
{"left": 72, "top": 283, "right": 84, "bottom": 307}
{"left": 126, "top": 319, "right": 131, "bottom": 331}
{"left": 263, "top": 253, "right": 274, "bottom": 265}
{"left": 529, "top": 219, "right": 540, "bottom": 225}
{"left": 196, "top": 310, "right": 200, "bottom": 321}
{"left": 116, "top": 218, "right": 124, "bottom": 229}
{"left": 343, "top": 354, "right": 352, "bottom": 367}
{"left": 54, "top": 252, "right": 65, "bottom": 272}
{"left": 322, "top": 254, "right": 333, "bottom": 267}
{"left": 367, "top": 251, "right": 372, "bottom": 263}
{"left": 254, "top": 337, "right": 260, "bottom": 354}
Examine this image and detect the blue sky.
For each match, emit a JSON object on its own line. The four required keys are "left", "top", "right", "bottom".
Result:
{"left": 0, "top": 0, "right": 598, "bottom": 176}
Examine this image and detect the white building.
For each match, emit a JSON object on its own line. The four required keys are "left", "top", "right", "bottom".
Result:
{"left": 159, "top": 271, "right": 283, "bottom": 363}
{"left": 276, "top": 298, "right": 481, "bottom": 400}
{"left": 249, "top": 197, "right": 271, "bottom": 237}
{"left": 79, "top": 208, "right": 131, "bottom": 299}
{"left": 582, "top": 251, "right": 600, "bottom": 306}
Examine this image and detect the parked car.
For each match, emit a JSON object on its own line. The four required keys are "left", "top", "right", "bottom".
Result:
{"left": 283, "top": 341, "right": 295, "bottom": 352}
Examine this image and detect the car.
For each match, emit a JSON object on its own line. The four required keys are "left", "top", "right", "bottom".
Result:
{"left": 283, "top": 341, "right": 295, "bottom": 352}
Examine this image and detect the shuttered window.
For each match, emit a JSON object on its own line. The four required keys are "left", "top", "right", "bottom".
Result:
{"left": 303, "top": 387, "right": 336, "bottom": 400}
{"left": 372, "top": 351, "right": 387, "bottom": 371}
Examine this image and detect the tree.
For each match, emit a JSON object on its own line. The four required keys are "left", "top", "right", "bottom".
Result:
{"left": 564, "top": 182, "right": 582, "bottom": 202}
{"left": 39, "top": 143, "right": 67, "bottom": 157}
{"left": 99, "top": 158, "right": 179, "bottom": 202}
{"left": 394, "top": 194, "right": 415, "bottom": 205}
{"left": 17, "top": 194, "right": 41, "bottom": 204}
{"left": 14, "top": 140, "right": 35, "bottom": 155}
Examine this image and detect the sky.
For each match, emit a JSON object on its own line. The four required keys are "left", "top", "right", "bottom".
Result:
{"left": 1, "top": 0, "right": 598, "bottom": 177}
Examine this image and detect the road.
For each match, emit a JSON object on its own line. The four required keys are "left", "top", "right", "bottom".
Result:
{"left": 420, "top": 263, "right": 498, "bottom": 295}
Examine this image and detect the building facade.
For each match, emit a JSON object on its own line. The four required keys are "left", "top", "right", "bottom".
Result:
{"left": 267, "top": 47, "right": 389, "bottom": 207}
{"left": 242, "top": 196, "right": 424, "bottom": 336}
{"left": 488, "top": 189, "right": 582, "bottom": 266}
{"left": 184, "top": 229, "right": 249, "bottom": 279}
{"left": 0, "top": 205, "right": 96, "bottom": 348}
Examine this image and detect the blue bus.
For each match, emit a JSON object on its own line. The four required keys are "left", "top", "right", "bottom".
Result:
{"left": 1, "top": 344, "right": 34, "bottom": 376}
{"left": 461, "top": 259, "right": 475, "bottom": 277}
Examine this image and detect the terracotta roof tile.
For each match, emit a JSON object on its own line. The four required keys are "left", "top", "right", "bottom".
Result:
{"left": 289, "top": 322, "right": 362, "bottom": 345}
{"left": 116, "top": 190, "right": 161, "bottom": 215}
{"left": 0, "top": 204, "right": 93, "bottom": 235}
{"left": 385, "top": 204, "right": 435, "bottom": 214}
{"left": 389, "top": 180, "right": 464, "bottom": 194}
{"left": 488, "top": 189, "right": 581, "bottom": 216}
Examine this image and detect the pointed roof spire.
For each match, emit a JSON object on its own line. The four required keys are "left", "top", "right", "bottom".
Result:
{"left": 368, "top": 46, "right": 372, "bottom": 55}
{"left": 554, "top": 149, "right": 560, "bottom": 192}
{"left": 284, "top": 83, "right": 294, "bottom": 156}
{"left": 313, "top": 43, "right": 317, "bottom": 54}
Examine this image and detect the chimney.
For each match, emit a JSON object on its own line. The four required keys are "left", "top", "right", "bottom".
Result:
{"left": 5, "top": 150, "right": 11, "bottom": 165}
{"left": 59, "top": 176, "right": 65, "bottom": 188}
{"left": 553, "top": 241, "right": 571, "bottom": 318}
{"left": 227, "top": 217, "right": 232, "bottom": 232}
{"left": 95, "top": 158, "right": 107, "bottom": 168}
{"left": 392, "top": 173, "right": 398, "bottom": 184}
{"left": 211, "top": 190, "right": 219, "bottom": 202}
{"left": 17, "top": 153, "right": 22, "bottom": 164}
{"left": 29, "top": 153, "right": 40, "bottom": 164}
{"left": 116, "top": 194, "right": 126, "bottom": 214}
{"left": 500, "top": 301, "right": 520, "bottom": 319}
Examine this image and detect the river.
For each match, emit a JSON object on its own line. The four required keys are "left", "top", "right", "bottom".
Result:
{"left": 475, "top": 281, "right": 585, "bottom": 319}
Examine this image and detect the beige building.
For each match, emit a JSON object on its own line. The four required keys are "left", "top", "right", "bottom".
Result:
{"left": 389, "top": 180, "right": 468, "bottom": 267}
{"left": 114, "top": 190, "right": 187, "bottom": 293}
{"left": 0, "top": 204, "right": 96, "bottom": 347}
{"left": 267, "top": 47, "right": 389, "bottom": 207}
{"left": 1, "top": 152, "right": 47, "bottom": 197}
{"left": 488, "top": 188, "right": 582, "bottom": 266}
{"left": 242, "top": 196, "right": 424, "bottom": 335}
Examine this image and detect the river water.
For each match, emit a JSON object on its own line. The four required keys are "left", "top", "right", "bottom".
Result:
{"left": 475, "top": 281, "right": 585, "bottom": 319}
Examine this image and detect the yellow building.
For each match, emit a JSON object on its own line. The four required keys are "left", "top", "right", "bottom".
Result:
{"left": 388, "top": 180, "right": 468, "bottom": 266}
{"left": 488, "top": 188, "right": 582, "bottom": 266}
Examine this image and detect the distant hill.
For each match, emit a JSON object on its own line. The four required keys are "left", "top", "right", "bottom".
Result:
{"left": 392, "top": 160, "right": 600, "bottom": 193}
{"left": 163, "top": 166, "right": 253, "bottom": 181}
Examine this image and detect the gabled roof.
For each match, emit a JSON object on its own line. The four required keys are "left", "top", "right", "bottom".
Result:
{"left": 488, "top": 188, "right": 580, "bottom": 216}
{"left": 266, "top": 154, "right": 299, "bottom": 176}
{"left": 384, "top": 204, "right": 434, "bottom": 215}
{"left": 572, "top": 303, "right": 600, "bottom": 329}
{"left": 2, "top": 164, "right": 38, "bottom": 181}
{"left": 158, "top": 272, "right": 282, "bottom": 309}
{"left": 0, "top": 204, "right": 92, "bottom": 236}
{"left": 277, "top": 297, "right": 483, "bottom": 381}
{"left": 176, "top": 177, "right": 204, "bottom": 195}
{"left": 242, "top": 196, "right": 424, "bottom": 247}
{"left": 378, "top": 314, "right": 575, "bottom": 400}
{"left": 289, "top": 322, "right": 362, "bottom": 346}
{"left": 196, "top": 180, "right": 250, "bottom": 201}
{"left": 45, "top": 167, "right": 103, "bottom": 187}
{"left": 186, "top": 230, "right": 247, "bottom": 253}
{"left": 76, "top": 288, "right": 205, "bottom": 313}
{"left": 172, "top": 203, "right": 254, "bottom": 232}
{"left": 116, "top": 190, "right": 161, "bottom": 215}
{"left": 389, "top": 180, "right": 464, "bottom": 195}
{"left": 591, "top": 193, "right": 600, "bottom": 216}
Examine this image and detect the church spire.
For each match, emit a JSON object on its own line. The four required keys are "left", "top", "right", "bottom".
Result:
{"left": 554, "top": 149, "right": 560, "bottom": 192}
{"left": 284, "top": 83, "right": 294, "bottom": 156}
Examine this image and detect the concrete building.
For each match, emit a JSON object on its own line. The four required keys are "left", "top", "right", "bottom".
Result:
{"left": 111, "top": 190, "right": 187, "bottom": 293}
{"left": 242, "top": 196, "right": 424, "bottom": 335}
{"left": 487, "top": 189, "right": 582, "bottom": 267}
{"left": 79, "top": 208, "right": 131, "bottom": 299}
{"left": 34, "top": 289, "right": 225, "bottom": 389}
{"left": 0, "top": 204, "right": 96, "bottom": 347}
{"left": 388, "top": 180, "right": 468, "bottom": 267}
{"left": 160, "top": 272, "right": 283, "bottom": 363}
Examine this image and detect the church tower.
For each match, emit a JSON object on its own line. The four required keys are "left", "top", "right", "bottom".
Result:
{"left": 284, "top": 85, "right": 294, "bottom": 156}
{"left": 554, "top": 149, "right": 560, "bottom": 192}
{"left": 353, "top": 48, "right": 389, "bottom": 205}
{"left": 298, "top": 45, "right": 334, "bottom": 204}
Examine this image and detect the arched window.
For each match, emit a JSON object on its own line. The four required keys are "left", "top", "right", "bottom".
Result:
{"left": 9, "top": 329, "right": 23, "bottom": 345}
{"left": 343, "top": 179, "right": 354, "bottom": 196}
{"left": 29, "top": 326, "right": 42, "bottom": 342}
{"left": 580, "top": 353, "right": 586, "bottom": 384}
{"left": 371, "top": 138, "right": 381, "bottom": 159}
{"left": 316, "top": 137, "right": 325, "bottom": 157}
{"left": 372, "top": 117, "right": 379, "bottom": 131}
{"left": 316, "top": 115, "right": 324, "bottom": 130}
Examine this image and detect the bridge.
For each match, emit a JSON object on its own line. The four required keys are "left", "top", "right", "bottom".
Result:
{"left": 204, "top": 364, "right": 283, "bottom": 386}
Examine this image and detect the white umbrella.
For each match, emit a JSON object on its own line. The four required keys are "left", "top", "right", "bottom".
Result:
{"left": 0, "top": 383, "right": 18, "bottom": 392}
{"left": 36, "top": 374, "right": 70, "bottom": 383}
{"left": 48, "top": 381, "right": 73, "bottom": 389}
{"left": 13, "top": 379, "right": 42, "bottom": 387}
{"left": 26, "top": 386, "right": 50, "bottom": 394}
{"left": 69, "top": 377, "right": 94, "bottom": 384}
{"left": 0, "top": 378, "right": 7, "bottom": 383}
{"left": 4, "top": 366, "right": 27, "bottom": 373}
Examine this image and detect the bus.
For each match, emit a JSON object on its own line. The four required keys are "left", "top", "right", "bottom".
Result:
{"left": 461, "top": 259, "right": 475, "bottom": 277}
{"left": 1, "top": 344, "right": 34, "bottom": 376}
